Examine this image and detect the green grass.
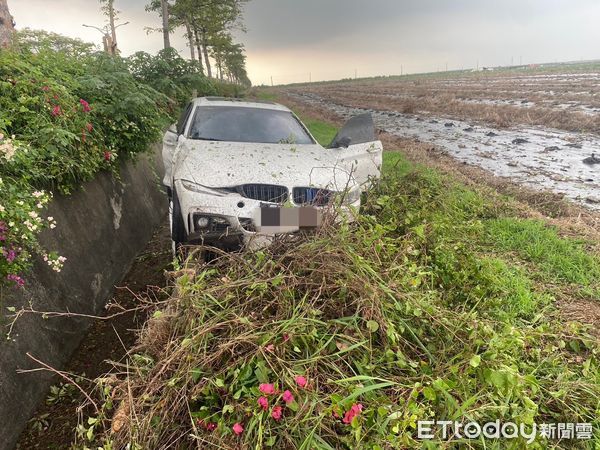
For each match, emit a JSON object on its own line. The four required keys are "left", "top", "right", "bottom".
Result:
{"left": 254, "top": 90, "right": 278, "bottom": 102}
{"left": 306, "top": 117, "right": 600, "bottom": 298}
{"left": 303, "top": 118, "right": 338, "bottom": 147}
{"left": 81, "top": 117, "right": 600, "bottom": 449}
{"left": 486, "top": 218, "right": 600, "bottom": 287}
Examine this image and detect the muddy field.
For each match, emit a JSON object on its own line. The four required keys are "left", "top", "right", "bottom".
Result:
{"left": 283, "top": 65, "right": 600, "bottom": 209}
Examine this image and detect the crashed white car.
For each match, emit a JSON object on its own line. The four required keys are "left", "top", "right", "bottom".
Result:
{"left": 162, "top": 97, "right": 382, "bottom": 251}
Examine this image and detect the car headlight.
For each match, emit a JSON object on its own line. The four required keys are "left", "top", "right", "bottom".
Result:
{"left": 181, "top": 180, "right": 231, "bottom": 196}
{"left": 338, "top": 188, "right": 361, "bottom": 205}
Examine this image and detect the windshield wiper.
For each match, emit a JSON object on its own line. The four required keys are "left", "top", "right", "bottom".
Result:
{"left": 191, "top": 136, "right": 224, "bottom": 141}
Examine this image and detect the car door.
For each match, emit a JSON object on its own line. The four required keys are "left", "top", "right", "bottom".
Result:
{"left": 162, "top": 102, "right": 194, "bottom": 190}
{"left": 329, "top": 113, "right": 383, "bottom": 189}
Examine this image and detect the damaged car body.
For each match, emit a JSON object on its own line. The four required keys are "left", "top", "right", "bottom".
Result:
{"left": 162, "top": 97, "right": 382, "bottom": 252}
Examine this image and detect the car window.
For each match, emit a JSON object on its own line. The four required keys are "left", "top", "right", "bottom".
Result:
{"left": 188, "top": 106, "right": 315, "bottom": 144}
{"left": 176, "top": 103, "right": 193, "bottom": 135}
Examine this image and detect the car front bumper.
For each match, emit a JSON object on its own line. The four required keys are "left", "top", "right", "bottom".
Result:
{"left": 173, "top": 180, "right": 360, "bottom": 249}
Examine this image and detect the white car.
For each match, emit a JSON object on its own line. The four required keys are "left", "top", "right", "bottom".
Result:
{"left": 162, "top": 97, "right": 382, "bottom": 251}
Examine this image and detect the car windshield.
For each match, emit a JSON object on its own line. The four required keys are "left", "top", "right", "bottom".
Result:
{"left": 188, "top": 106, "right": 314, "bottom": 144}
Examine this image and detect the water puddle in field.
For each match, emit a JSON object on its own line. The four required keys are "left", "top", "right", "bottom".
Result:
{"left": 290, "top": 92, "right": 600, "bottom": 210}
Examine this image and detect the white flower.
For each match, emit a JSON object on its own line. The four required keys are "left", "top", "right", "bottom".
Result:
{"left": 50, "top": 224, "right": 56, "bottom": 229}
{"left": 47, "top": 216, "right": 54, "bottom": 221}
{"left": 28, "top": 211, "right": 38, "bottom": 219}
{"left": 0, "top": 205, "right": 4, "bottom": 212}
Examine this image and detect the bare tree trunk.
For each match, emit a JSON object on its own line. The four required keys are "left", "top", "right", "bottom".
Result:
{"left": 161, "top": 0, "right": 170, "bottom": 49}
{"left": 184, "top": 20, "right": 195, "bottom": 61}
{"left": 0, "top": 0, "right": 15, "bottom": 48}
{"left": 201, "top": 28, "right": 212, "bottom": 78}
{"left": 107, "top": 0, "right": 118, "bottom": 55}
{"left": 192, "top": 26, "right": 204, "bottom": 74}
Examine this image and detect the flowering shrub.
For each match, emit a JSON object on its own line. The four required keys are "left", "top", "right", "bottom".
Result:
{"left": 0, "top": 172, "right": 64, "bottom": 289}
{"left": 0, "top": 35, "right": 172, "bottom": 194}
{"left": 0, "top": 30, "right": 174, "bottom": 290}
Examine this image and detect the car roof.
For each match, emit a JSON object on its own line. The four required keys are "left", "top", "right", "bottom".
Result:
{"left": 192, "top": 96, "right": 291, "bottom": 112}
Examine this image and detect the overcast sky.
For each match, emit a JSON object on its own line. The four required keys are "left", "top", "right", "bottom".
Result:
{"left": 9, "top": 0, "right": 600, "bottom": 85}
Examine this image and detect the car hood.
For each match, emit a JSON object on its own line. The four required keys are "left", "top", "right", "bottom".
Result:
{"left": 175, "top": 140, "right": 356, "bottom": 190}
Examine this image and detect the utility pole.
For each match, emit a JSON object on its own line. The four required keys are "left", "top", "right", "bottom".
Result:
{"left": 271, "top": 76, "right": 273, "bottom": 87}
{"left": 161, "top": 0, "right": 170, "bottom": 49}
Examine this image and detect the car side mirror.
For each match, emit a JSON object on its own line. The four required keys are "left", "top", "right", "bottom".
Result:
{"left": 332, "top": 136, "right": 352, "bottom": 148}
{"left": 328, "top": 114, "right": 375, "bottom": 149}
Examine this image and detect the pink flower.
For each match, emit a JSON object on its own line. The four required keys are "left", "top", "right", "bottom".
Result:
{"left": 282, "top": 390, "right": 294, "bottom": 404}
{"left": 197, "top": 419, "right": 217, "bottom": 431}
{"left": 80, "top": 98, "right": 91, "bottom": 112}
{"left": 3, "top": 248, "right": 17, "bottom": 263}
{"left": 283, "top": 334, "right": 290, "bottom": 342}
{"left": 104, "top": 151, "right": 112, "bottom": 162}
{"left": 271, "top": 406, "right": 282, "bottom": 421}
{"left": 7, "top": 274, "right": 25, "bottom": 288}
{"left": 85, "top": 122, "right": 93, "bottom": 132}
{"left": 232, "top": 422, "right": 244, "bottom": 435}
{"left": 259, "top": 383, "right": 276, "bottom": 395}
{"left": 265, "top": 344, "right": 275, "bottom": 352}
{"left": 258, "top": 396, "right": 268, "bottom": 410}
{"left": 294, "top": 376, "right": 307, "bottom": 388}
{"left": 51, "top": 105, "right": 62, "bottom": 116}
{"left": 41, "top": 85, "right": 49, "bottom": 92}
{"left": 342, "top": 403, "right": 363, "bottom": 424}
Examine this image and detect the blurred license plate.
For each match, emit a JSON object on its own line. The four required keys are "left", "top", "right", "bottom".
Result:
{"left": 255, "top": 206, "right": 321, "bottom": 234}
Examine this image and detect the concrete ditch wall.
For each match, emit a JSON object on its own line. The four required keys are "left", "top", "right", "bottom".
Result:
{"left": 0, "top": 144, "right": 166, "bottom": 450}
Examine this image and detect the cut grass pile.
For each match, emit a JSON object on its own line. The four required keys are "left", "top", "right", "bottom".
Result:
{"left": 77, "top": 121, "right": 600, "bottom": 449}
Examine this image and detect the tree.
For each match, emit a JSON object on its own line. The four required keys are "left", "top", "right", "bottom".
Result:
{"left": 94, "top": 0, "right": 128, "bottom": 55}
{"left": 161, "top": 0, "right": 170, "bottom": 49}
{"left": 15, "top": 29, "right": 96, "bottom": 57}
{"left": 100, "top": 0, "right": 118, "bottom": 54}
{"left": 0, "top": 0, "right": 15, "bottom": 48}
{"left": 146, "top": 0, "right": 248, "bottom": 79}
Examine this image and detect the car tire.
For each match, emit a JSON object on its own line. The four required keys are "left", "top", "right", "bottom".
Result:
{"left": 171, "top": 188, "right": 187, "bottom": 252}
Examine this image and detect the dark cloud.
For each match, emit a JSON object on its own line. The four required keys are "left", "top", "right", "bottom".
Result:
{"left": 9, "top": 0, "right": 600, "bottom": 85}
